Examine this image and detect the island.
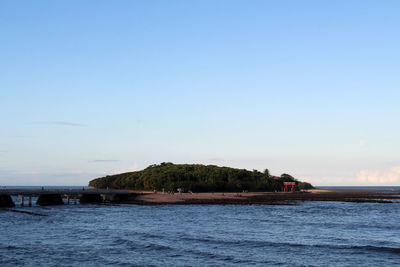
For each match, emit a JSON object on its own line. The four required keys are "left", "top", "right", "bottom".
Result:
{"left": 89, "top": 162, "right": 313, "bottom": 192}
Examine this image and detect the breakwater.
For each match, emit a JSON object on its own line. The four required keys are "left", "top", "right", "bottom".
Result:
{"left": 0, "top": 189, "right": 136, "bottom": 207}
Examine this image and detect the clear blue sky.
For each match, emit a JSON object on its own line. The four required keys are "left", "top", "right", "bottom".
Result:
{"left": 1, "top": 0, "right": 400, "bottom": 186}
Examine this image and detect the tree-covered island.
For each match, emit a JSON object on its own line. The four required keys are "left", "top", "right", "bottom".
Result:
{"left": 89, "top": 163, "right": 313, "bottom": 192}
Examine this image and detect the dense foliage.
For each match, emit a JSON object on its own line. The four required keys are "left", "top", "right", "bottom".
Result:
{"left": 89, "top": 163, "right": 313, "bottom": 192}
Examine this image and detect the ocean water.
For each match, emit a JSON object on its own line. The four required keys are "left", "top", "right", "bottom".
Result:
{"left": 1, "top": 201, "right": 400, "bottom": 266}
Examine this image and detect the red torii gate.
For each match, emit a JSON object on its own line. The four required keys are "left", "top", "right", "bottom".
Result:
{"left": 283, "top": 182, "right": 296, "bottom": 192}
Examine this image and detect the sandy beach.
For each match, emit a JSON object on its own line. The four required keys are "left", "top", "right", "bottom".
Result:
{"left": 132, "top": 189, "right": 400, "bottom": 205}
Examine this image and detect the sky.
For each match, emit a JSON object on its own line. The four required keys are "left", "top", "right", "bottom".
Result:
{"left": 1, "top": 0, "right": 400, "bottom": 186}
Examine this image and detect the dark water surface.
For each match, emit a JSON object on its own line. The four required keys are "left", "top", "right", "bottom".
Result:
{"left": 1, "top": 202, "right": 400, "bottom": 266}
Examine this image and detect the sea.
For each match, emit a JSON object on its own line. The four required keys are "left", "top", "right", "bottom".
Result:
{"left": 1, "top": 187, "right": 400, "bottom": 266}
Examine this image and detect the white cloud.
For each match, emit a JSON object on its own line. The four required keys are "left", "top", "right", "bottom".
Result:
{"left": 90, "top": 160, "right": 120, "bottom": 163}
{"left": 356, "top": 166, "right": 400, "bottom": 184}
{"left": 359, "top": 139, "right": 366, "bottom": 146}
{"left": 33, "top": 121, "right": 87, "bottom": 127}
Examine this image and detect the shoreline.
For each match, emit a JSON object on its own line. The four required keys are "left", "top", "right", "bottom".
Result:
{"left": 130, "top": 189, "right": 400, "bottom": 205}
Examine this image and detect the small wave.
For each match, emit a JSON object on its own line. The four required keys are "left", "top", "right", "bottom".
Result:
{"left": 143, "top": 243, "right": 173, "bottom": 252}
{"left": 182, "top": 246, "right": 271, "bottom": 265}
{"left": 182, "top": 247, "right": 234, "bottom": 262}
{"left": 351, "top": 245, "right": 400, "bottom": 254}
{"left": 304, "top": 243, "right": 400, "bottom": 254}
{"left": 111, "top": 237, "right": 174, "bottom": 250}
{"left": 111, "top": 238, "right": 132, "bottom": 246}
{"left": 181, "top": 236, "right": 400, "bottom": 255}
{"left": 181, "top": 236, "right": 307, "bottom": 248}
{"left": 0, "top": 244, "right": 26, "bottom": 251}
